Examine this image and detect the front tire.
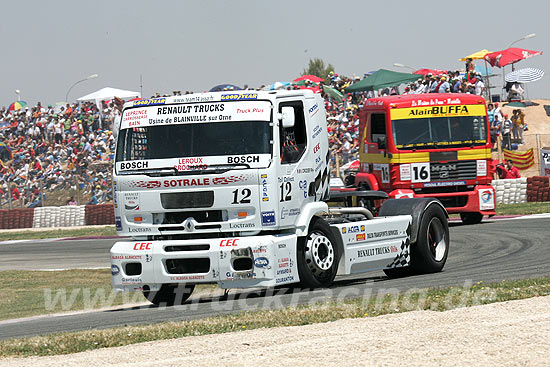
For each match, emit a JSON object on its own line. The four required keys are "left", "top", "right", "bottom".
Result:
{"left": 460, "top": 212, "right": 483, "bottom": 225}
{"left": 143, "top": 284, "right": 195, "bottom": 306}
{"left": 411, "top": 204, "right": 449, "bottom": 273}
{"left": 297, "top": 217, "right": 340, "bottom": 288}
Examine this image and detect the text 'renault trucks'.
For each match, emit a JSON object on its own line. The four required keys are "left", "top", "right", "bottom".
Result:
{"left": 111, "top": 90, "right": 449, "bottom": 305}
{"left": 350, "top": 93, "right": 495, "bottom": 225}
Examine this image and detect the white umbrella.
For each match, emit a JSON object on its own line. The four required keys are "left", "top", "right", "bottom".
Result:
{"left": 505, "top": 68, "right": 544, "bottom": 83}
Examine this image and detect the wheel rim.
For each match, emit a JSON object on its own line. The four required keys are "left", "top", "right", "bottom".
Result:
{"left": 304, "top": 231, "right": 335, "bottom": 274}
{"left": 427, "top": 217, "right": 447, "bottom": 261}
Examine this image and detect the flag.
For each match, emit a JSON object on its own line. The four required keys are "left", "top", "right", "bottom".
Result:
{"left": 503, "top": 148, "right": 535, "bottom": 170}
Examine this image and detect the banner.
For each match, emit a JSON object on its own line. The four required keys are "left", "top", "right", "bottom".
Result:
{"left": 503, "top": 148, "right": 535, "bottom": 170}
{"left": 541, "top": 148, "right": 550, "bottom": 176}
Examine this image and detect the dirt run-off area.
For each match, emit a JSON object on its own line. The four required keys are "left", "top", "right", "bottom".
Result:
{"left": 2, "top": 295, "right": 549, "bottom": 367}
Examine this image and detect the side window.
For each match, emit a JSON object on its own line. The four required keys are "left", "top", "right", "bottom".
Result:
{"left": 279, "top": 101, "right": 307, "bottom": 164}
{"left": 370, "top": 113, "right": 386, "bottom": 143}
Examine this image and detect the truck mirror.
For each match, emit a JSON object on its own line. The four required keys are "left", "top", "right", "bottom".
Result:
{"left": 377, "top": 136, "right": 386, "bottom": 150}
{"left": 280, "top": 107, "right": 295, "bottom": 128}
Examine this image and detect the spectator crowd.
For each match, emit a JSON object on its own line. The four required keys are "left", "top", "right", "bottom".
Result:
{"left": 0, "top": 65, "right": 506, "bottom": 207}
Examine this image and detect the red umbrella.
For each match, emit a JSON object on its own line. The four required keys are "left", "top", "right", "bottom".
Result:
{"left": 484, "top": 47, "right": 543, "bottom": 68}
{"left": 413, "top": 68, "right": 447, "bottom": 76}
{"left": 294, "top": 74, "right": 325, "bottom": 83}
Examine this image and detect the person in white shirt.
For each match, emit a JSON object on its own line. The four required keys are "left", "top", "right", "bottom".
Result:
{"left": 474, "top": 79, "right": 485, "bottom": 96}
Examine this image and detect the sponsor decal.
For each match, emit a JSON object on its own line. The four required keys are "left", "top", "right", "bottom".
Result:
{"left": 129, "top": 175, "right": 248, "bottom": 189}
{"left": 278, "top": 257, "right": 289, "bottom": 268}
{"left": 111, "top": 255, "right": 142, "bottom": 260}
{"left": 169, "top": 275, "right": 206, "bottom": 281}
{"left": 357, "top": 246, "right": 397, "bottom": 258}
{"left": 115, "top": 216, "right": 122, "bottom": 231}
{"left": 479, "top": 188, "right": 495, "bottom": 210}
{"left": 228, "top": 155, "right": 259, "bottom": 164}
{"left": 346, "top": 225, "right": 364, "bottom": 233}
{"left": 124, "top": 192, "right": 140, "bottom": 211}
{"left": 313, "top": 143, "right": 321, "bottom": 154}
{"left": 261, "top": 176, "right": 269, "bottom": 202}
{"left": 123, "top": 109, "right": 148, "bottom": 127}
{"left": 366, "top": 230, "right": 399, "bottom": 239}
{"left": 278, "top": 243, "right": 286, "bottom": 249}
{"left": 254, "top": 257, "right": 269, "bottom": 268}
{"left": 342, "top": 227, "right": 347, "bottom": 234}
{"left": 121, "top": 277, "right": 142, "bottom": 284}
{"left": 145, "top": 254, "right": 153, "bottom": 262}
{"left": 260, "top": 174, "right": 267, "bottom": 178}
{"left": 111, "top": 265, "right": 120, "bottom": 275}
{"left": 220, "top": 238, "right": 239, "bottom": 247}
{"left": 391, "top": 104, "right": 486, "bottom": 120}
{"left": 400, "top": 164, "right": 411, "bottom": 181}
{"left": 423, "top": 181, "right": 466, "bottom": 188}
{"left": 128, "top": 227, "right": 152, "bottom": 233}
{"left": 476, "top": 159, "right": 487, "bottom": 177}
{"left": 280, "top": 207, "right": 300, "bottom": 220}
{"left": 308, "top": 103, "right": 319, "bottom": 116}
{"left": 236, "top": 107, "right": 266, "bottom": 114}
{"left": 312, "top": 125, "right": 322, "bottom": 139}
{"left": 133, "top": 98, "right": 166, "bottom": 106}
{"left": 119, "top": 161, "right": 149, "bottom": 170}
{"left": 156, "top": 104, "right": 225, "bottom": 115}
{"left": 276, "top": 268, "right": 291, "bottom": 275}
{"left": 225, "top": 271, "right": 257, "bottom": 280}
{"left": 261, "top": 211, "right": 276, "bottom": 226}
{"left": 275, "top": 275, "right": 294, "bottom": 284}
{"left": 253, "top": 246, "right": 268, "bottom": 254}
{"left": 297, "top": 168, "right": 314, "bottom": 174}
{"left": 229, "top": 223, "right": 255, "bottom": 229}
{"left": 220, "top": 93, "right": 258, "bottom": 101}
{"left": 133, "top": 242, "right": 152, "bottom": 250}
{"left": 356, "top": 233, "right": 366, "bottom": 241}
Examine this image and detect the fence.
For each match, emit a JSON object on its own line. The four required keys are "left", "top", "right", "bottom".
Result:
{"left": 491, "top": 176, "right": 550, "bottom": 204}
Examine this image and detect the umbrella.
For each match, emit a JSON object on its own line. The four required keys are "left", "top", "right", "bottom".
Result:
{"left": 413, "top": 68, "right": 447, "bottom": 76}
{"left": 322, "top": 85, "right": 344, "bottom": 100}
{"left": 459, "top": 49, "right": 492, "bottom": 61}
{"left": 345, "top": 69, "right": 419, "bottom": 93}
{"left": 294, "top": 75, "right": 324, "bottom": 83}
{"left": 505, "top": 67, "right": 544, "bottom": 83}
{"left": 484, "top": 48, "right": 543, "bottom": 68}
{"left": 209, "top": 84, "right": 242, "bottom": 92}
{"left": 8, "top": 101, "right": 27, "bottom": 111}
{"left": 267, "top": 81, "right": 290, "bottom": 90}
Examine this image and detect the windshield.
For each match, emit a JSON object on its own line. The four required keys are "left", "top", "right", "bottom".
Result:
{"left": 392, "top": 115, "right": 487, "bottom": 149}
{"left": 116, "top": 120, "right": 272, "bottom": 161}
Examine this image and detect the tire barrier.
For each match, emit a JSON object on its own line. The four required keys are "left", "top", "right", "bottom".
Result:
{"left": 32, "top": 206, "right": 86, "bottom": 228}
{"left": 491, "top": 178, "right": 528, "bottom": 205}
{"left": 526, "top": 176, "right": 550, "bottom": 202}
{"left": 0, "top": 204, "right": 115, "bottom": 230}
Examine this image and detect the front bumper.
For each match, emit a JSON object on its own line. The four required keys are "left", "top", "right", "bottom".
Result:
{"left": 389, "top": 185, "right": 496, "bottom": 214}
{"left": 110, "top": 233, "right": 299, "bottom": 291}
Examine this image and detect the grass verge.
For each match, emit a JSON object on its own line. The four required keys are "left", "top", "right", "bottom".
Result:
{"left": 0, "top": 226, "right": 117, "bottom": 241}
{"left": 1, "top": 276, "right": 549, "bottom": 358}
{"left": 495, "top": 202, "right": 550, "bottom": 215}
{"left": 0, "top": 269, "right": 218, "bottom": 321}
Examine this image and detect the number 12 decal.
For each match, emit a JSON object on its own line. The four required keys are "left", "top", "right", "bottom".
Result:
{"left": 231, "top": 188, "right": 251, "bottom": 204}
{"left": 279, "top": 182, "right": 292, "bottom": 202}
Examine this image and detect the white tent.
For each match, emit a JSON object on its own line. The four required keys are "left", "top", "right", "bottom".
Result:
{"left": 77, "top": 87, "right": 140, "bottom": 102}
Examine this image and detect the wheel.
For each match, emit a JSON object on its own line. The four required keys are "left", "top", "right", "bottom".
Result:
{"left": 460, "top": 212, "right": 483, "bottom": 225}
{"left": 297, "top": 217, "right": 340, "bottom": 288}
{"left": 410, "top": 204, "right": 449, "bottom": 273}
{"left": 142, "top": 284, "right": 195, "bottom": 306}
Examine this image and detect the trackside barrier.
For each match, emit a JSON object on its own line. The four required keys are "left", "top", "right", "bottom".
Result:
{"left": 0, "top": 204, "right": 115, "bottom": 230}
{"left": 491, "top": 176, "right": 550, "bottom": 204}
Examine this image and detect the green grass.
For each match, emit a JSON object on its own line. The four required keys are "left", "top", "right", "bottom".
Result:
{"left": 0, "top": 269, "right": 218, "bottom": 322}
{"left": 1, "top": 276, "right": 549, "bottom": 358}
{"left": 495, "top": 202, "right": 550, "bottom": 215}
{"left": 0, "top": 226, "right": 117, "bottom": 241}
{"left": 0, "top": 269, "right": 141, "bottom": 321}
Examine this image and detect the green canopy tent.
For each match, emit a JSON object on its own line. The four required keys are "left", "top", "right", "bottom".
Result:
{"left": 345, "top": 69, "right": 419, "bottom": 93}
{"left": 322, "top": 85, "right": 344, "bottom": 101}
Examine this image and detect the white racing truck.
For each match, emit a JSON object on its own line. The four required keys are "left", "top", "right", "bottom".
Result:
{"left": 111, "top": 90, "right": 449, "bottom": 305}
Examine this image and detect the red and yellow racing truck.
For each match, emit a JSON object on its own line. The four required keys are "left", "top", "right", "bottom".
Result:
{"left": 352, "top": 93, "right": 495, "bottom": 224}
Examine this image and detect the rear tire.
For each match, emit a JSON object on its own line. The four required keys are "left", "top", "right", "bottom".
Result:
{"left": 460, "top": 212, "right": 483, "bottom": 225}
{"left": 297, "top": 217, "right": 340, "bottom": 288}
{"left": 143, "top": 284, "right": 195, "bottom": 306}
{"left": 410, "top": 204, "right": 449, "bottom": 273}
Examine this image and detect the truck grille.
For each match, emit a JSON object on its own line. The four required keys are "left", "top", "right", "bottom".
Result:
{"left": 161, "top": 191, "right": 214, "bottom": 209}
{"left": 430, "top": 160, "right": 477, "bottom": 181}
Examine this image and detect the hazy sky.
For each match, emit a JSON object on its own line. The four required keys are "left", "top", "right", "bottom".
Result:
{"left": 1, "top": 0, "right": 547, "bottom": 106}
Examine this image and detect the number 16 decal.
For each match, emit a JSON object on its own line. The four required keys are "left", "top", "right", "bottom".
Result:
{"left": 411, "top": 162, "right": 430, "bottom": 183}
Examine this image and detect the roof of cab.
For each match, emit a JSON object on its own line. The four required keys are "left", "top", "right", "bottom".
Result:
{"left": 123, "top": 89, "right": 317, "bottom": 109}
{"left": 362, "top": 93, "right": 486, "bottom": 110}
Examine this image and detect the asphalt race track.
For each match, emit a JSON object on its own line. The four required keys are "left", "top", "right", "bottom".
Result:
{"left": 1, "top": 216, "right": 549, "bottom": 340}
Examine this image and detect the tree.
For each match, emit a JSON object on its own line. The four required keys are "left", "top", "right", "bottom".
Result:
{"left": 302, "top": 58, "right": 335, "bottom": 80}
